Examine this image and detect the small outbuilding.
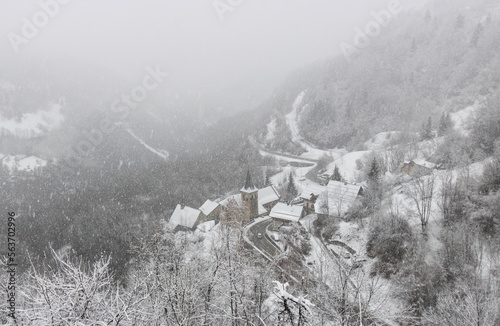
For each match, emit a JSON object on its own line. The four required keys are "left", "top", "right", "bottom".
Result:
{"left": 402, "top": 159, "right": 436, "bottom": 177}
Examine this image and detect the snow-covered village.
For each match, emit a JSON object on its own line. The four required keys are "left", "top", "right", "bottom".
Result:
{"left": 1, "top": 0, "right": 500, "bottom": 325}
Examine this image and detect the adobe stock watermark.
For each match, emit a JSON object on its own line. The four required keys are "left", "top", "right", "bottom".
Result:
{"left": 213, "top": 0, "right": 243, "bottom": 21}
{"left": 7, "top": 0, "right": 71, "bottom": 54}
{"left": 340, "top": 0, "right": 403, "bottom": 62}
{"left": 58, "top": 66, "right": 168, "bottom": 173}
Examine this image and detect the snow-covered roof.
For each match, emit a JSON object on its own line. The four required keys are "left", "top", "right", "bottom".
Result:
{"left": 299, "top": 183, "right": 326, "bottom": 200}
{"left": 258, "top": 204, "right": 268, "bottom": 215}
{"left": 270, "top": 203, "right": 304, "bottom": 223}
{"left": 258, "top": 186, "right": 280, "bottom": 205}
{"left": 412, "top": 159, "right": 436, "bottom": 169}
{"left": 319, "top": 181, "right": 362, "bottom": 216}
{"left": 169, "top": 204, "right": 202, "bottom": 229}
{"left": 199, "top": 200, "right": 219, "bottom": 216}
{"left": 404, "top": 159, "right": 436, "bottom": 169}
{"left": 220, "top": 194, "right": 242, "bottom": 207}
{"left": 220, "top": 194, "right": 267, "bottom": 215}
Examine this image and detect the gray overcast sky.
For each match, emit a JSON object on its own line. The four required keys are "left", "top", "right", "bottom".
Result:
{"left": 1, "top": 0, "right": 430, "bottom": 112}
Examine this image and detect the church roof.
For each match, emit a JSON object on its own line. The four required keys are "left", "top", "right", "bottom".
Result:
{"left": 241, "top": 170, "right": 258, "bottom": 193}
{"left": 220, "top": 194, "right": 267, "bottom": 215}
{"left": 258, "top": 186, "right": 280, "bottom": 205}
{"left": 169, "top": 204, "right": 202, "bottom": 229}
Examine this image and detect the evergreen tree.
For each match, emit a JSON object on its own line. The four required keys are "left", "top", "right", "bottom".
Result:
{"left": 470, "top": 23, "right": 484, "bottom": 48}
{"left": 438, "top": 112, "right": 453, "bottom": 136}
{"left": 367, "top": 158, "right": 381, "bottom": 186}
{"left": 287, "top": 172, "right": 297, "bottom": 197}
{"left": 365, "top": 158, "right": 383, "bottom": 213}
{"left": 331, "top": 165, "right": 343, "bottom": 182}
{"left": 421, "top": 117, "right": 433, "bottom": 140}
{"left": 264, "top": 169, "right": 272, "bottom": 187}
{"left": 425, "top": 9, "right": 431, "bottom": 23}
{"left": 455, "top": 14, "right": 465, "bottom": 30}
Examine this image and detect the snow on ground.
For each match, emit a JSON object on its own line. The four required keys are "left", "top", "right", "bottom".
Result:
{"left": 326, "top": 151, "right": 368, "bottom": 183}
{"left": 1, "top": 155, "right": 47, "bottom": 172}
{"left": 257, "top": 149, "right": 313, "bottom": 164}
{"left": 285, "top": 90, "right": 345, "bottom": 161}
{"left": 335, "top": 221, "right": 366, "bottom": 254}
{"left": 450, "top": 104, "right": 479, "bottom": 135}
{"left": 123, "top": 126, "right": 170, "bottom": 160}
{"left": 386, "top": 157, "right": 492, "bottom": 265}
{"left": 270, "top": 166, "right": 294, "bottom": 190}
{"left": 363, "top": 131, "right": 401, "bottom": 151}
{"left": 269, "top": 163, "right": 318, "bottom": 196}
{"left": 17, "top": 156, "right": 47, "bottom": 171}
{"left": 196, "top": 220, "right": 216, "bottom": 233}
{"left": 265, "top": 118, "right": 277, "bottom": 142}
{"left": 0, "top": 104, "right": 65, "bottom": 139}
{"left": 301, "top": 215, "right": 402, "bottom": 324}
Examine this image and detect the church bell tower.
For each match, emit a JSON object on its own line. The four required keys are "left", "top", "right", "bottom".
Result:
{"left": 240, "top": 170, "right": 259, "bottom": 222}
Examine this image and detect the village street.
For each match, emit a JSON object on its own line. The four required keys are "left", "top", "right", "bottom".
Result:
{"left": 248, "top": 218, "right": 281, "bottom": 258}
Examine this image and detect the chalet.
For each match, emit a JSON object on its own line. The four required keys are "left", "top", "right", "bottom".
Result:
{"left": 402, "top": 159, "right": 436, "bottom": 177}
{"left": 199, "top": 199, "right": 221, "bottom": 222}
{"left": 169, "top": 204, "right": 207, "bottom": 231}
{"left": 317, "top": 180, "right": 363, "bottom": 217}
{"left": 270, "top": 202, "right": 305, "bottom": 225}
{"left": 299, "top": 183, "right": 326, "bottom": 214}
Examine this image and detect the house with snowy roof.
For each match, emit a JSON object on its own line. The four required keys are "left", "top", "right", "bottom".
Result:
{"left": 169, "top": 204, "right": 207, "bottom": 231}
{"left": 299, "top": 183, "right": 326, "bottom": 214}
{"left": 270, "top": 202, "right": 305, "bottom": 225}
{"left": 313, "top": 180, "right": 363, "bottom": 218}
{"left": 169, "top": 171, "right": 281, "bottom": 229}
{"left": 199, "top": 199, "right": 221, "bottom": 222}
{"left": 402, "top": 159, "right": 436, "bottom": 177}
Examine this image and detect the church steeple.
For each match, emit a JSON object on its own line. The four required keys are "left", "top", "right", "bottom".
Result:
{"left": 240, "top": 170, "right": 259, "bottom": 221}
{"left": 242, "top": 170, "right": 257, "bottom": 192}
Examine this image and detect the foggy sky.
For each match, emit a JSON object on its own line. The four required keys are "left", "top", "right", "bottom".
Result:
{"left": 1, "top": 0, "right": 430, "bottom": 113}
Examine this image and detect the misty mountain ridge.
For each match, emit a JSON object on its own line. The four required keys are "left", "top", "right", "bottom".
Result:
{"left": 2, "top": 0, "right": 500, "bottom": 324}
{"left": 256, "top": 0, "right": 500, "bottom": 153}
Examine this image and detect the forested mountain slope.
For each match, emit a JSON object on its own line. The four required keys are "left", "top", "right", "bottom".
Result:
{"left": 258, "top": 0, "right": 500, "bottom": 150}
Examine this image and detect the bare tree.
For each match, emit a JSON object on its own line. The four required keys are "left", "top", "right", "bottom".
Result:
{"left": 423, "top": 279, "right": 500, "bottom": 326}
{"left": 406, "top": 174, "right": 435, "bottom": 236}
{"left": 15, "top": 249, "right": 149, "bottom": 325}
{"left": 273, "top": 281, "right": 314, "bottom": 326}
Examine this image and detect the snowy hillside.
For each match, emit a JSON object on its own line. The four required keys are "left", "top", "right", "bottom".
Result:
{"left": 0, "top": 103, "right": 64, "bottom": 139}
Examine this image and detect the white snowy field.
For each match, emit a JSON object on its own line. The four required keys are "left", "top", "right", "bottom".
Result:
{"left": 0, "top": 104, "right": 65, "bottom": 139}
{"left": 1, "top": 154, "right": 47, "bottom": 172}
